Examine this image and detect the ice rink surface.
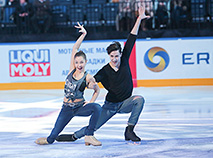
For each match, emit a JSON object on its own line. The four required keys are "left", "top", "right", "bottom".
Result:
{"left": 0, "top": 86, "right": 213, "bottom": 158}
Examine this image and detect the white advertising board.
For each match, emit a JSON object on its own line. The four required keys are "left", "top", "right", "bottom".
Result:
{"left": 136, "top": 38, "right": 213, "bottom": 80}
{"left": 0, "top": 37, "right": 212, "bottom": 89}
{"left": 0, "top": 41, "right": 112, "bottom": 84}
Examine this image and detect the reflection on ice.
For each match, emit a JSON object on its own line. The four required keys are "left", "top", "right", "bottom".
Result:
{"left": 0, "top": 86, "right": 213, "bottom": 158}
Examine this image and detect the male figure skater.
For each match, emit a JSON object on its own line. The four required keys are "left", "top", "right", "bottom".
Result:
{"left": 56, "top": 4, "right": 149, "bottom": 142}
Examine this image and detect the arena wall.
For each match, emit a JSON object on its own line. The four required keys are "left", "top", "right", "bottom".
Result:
{"left": 0, "top": 37, "right": 212, "bottom": 90}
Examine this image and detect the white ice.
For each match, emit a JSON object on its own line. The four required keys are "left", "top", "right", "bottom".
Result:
{"left": 0, "top": 86, "right": 213, "bottom": 158}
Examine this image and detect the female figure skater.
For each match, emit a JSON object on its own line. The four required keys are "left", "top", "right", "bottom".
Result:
{"left": 35, "top": 22, "right": 102, "bottom": 146}
{"left": 57, "top": 4, "right": 148, "bottom": 142}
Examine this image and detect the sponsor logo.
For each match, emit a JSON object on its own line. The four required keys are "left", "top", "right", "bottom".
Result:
{"left": 9, "top": 49, "right": 51, "bottom": 77}
{"left": 182, "top": 52, "right": 210, "bottom": 65}
{"left": 144, "top": 47, "right": 169, "bottom": 72}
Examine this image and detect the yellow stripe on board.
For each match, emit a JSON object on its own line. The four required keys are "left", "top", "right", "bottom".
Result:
{"left": 0, "top": 78, "right": 213, "bottom": 90}
{"left": 137, "top": 78, "right": 213, "bottom": 87}
{"left": 0, "top": 82, "right": 105, "bottom": 90}
{"left": 0, "top": 82, "right": 65, "bottom": 90}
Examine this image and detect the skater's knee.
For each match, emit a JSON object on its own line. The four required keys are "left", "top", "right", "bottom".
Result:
{"left": 91, "top": 103, "right": 102, "bottom": 112}
{"left": 133, "top": 96, "right": 145, "bottom": 104}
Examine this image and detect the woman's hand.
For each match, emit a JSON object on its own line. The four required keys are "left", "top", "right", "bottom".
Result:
{"left": 138, "top": 3, "right": 150, "bottom": 20}
{"left": 86, "top": 74, "right": 100, "bottom": 103}
{"left": 74, "top": 22, "right": 87, "bottom": 35}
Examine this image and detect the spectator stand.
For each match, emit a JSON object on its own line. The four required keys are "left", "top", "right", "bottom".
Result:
{"left": 0, "top": 5, "right": 16, "bottom": 34}
{"left": 153, "top": 0, "right": 170, "bottom": 29}
{"left": 191, "top": 0, "right": 205, "bottom": 23}
{"left": 103, "top": 2, "right": 119, "bottom": 26}
{"left": 0, "top": 0, "right": 213, "bottom": 37}
{"left": 50, "top": 0, "right": 70, "bottom": 32}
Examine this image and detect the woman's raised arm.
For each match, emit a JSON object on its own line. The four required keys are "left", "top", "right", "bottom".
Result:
{"left": 70, "top": 22, "right": 87, "bottom": 71}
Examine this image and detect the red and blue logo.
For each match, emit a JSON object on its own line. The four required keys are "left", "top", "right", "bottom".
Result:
{"left": 9, "top": 49, "right": 51, "bottom": 77}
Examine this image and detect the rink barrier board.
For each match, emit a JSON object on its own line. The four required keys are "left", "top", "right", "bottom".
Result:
{"left": 0, "top": 78, "right": 213, "bottom": 90}
{"left": 1, "top": 37, "right": 212, "bottom": 90}
{"left": 137, "top": 78, "right": 213, "bottom": 87}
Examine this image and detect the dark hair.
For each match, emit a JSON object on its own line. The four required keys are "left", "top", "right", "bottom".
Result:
{"left": 106, "top": 41, "right": 122, "bottom": 54}
{"left": 74, "top": 50, "right": 87, "bottom": 60}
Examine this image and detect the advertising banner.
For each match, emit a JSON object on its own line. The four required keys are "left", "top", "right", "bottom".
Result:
{"left": 136, "top": 37, "right": 213, "bottom": 86}
{"left": 0, "top": 41, "right": 113, "bottom": 89}
{"left": 0, "top": 37, "right": 212, "bottom": 89}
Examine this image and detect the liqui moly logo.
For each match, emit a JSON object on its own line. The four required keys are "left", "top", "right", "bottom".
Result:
{"left": 9, "top": 49, "right": 51, "bottom": 77}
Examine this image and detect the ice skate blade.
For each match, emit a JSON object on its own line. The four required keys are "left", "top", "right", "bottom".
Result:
{"left": 126, "top": 141, "right": 141, "bottom": 145}
{"left": 85, "top": 142, "right": 102, "bottom": 146}
{"left": 85, "top": 142, "right": 90, "bottom": 146}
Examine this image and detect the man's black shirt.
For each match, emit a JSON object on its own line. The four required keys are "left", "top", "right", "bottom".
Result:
{"left": 94, "top": 34, "right": 137, "bottom": 103}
